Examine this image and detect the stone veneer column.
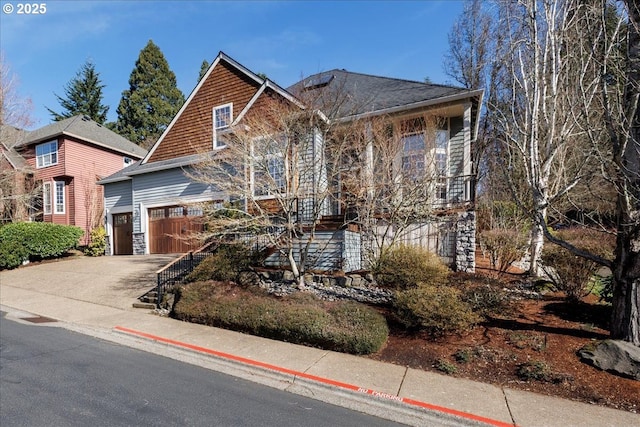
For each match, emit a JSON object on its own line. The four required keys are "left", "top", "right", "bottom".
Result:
{"left": 132, "top": 233, "right": 146, "bottom": 255}
{"left": 455, "top": 211, "right": 476, "bottom": 273}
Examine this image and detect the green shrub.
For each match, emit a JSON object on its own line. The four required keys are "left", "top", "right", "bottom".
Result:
{"left": 453, "top": 349, "right": 473, "bottom": 363}
{"left": 592, "top": 274, "right": 614, "bottom": 304}
{"left": 325, "top": 301, "right": 389, "bottom": 355}
{"left": 185, "top": 243, "right": 256, "bottom": 283}
{"left": 479, "top": 229, "right": 529, "bottom": 275}
{"left": 461, "top": 285, "right": 511, "bottom": 318}
{"left": 374, "top": 245, "right": 450, "bottom": 290}
{"left": 0, "top": 239, "right": 29, "bottom": 269}
{"left": 517, "top": 360, "right": 551, "bottom": 382}
{"left": 84, "top": 227, "right": 107, "bottom": 256}
{"left": 435, "top": 358, "right": 458, "bottom": 374}
{"left": 394, "top": 284, "right": 481, "bottom": 336}
{"left": 0, "top": 222, "right": 83, "bottom": 269}
{"left": 173, "top": 282, "right": 388, "bottom": 355}
{"left": 541, "top": 229, "right": 615, "bottom": 302}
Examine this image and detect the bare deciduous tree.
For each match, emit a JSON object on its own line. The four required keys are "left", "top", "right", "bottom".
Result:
{"left": 339, "top": 115, "right": 449, "bottom": 268}
{"left": 189, "top": 96, "right": 340, "bottom": 287}
{"left": 451, "top": 0, "right": 639, "bottom": 344}
{"left": 1, "top": 52, "right": 38, "bottom": 223}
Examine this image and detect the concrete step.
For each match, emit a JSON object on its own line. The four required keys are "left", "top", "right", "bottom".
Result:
{"left": 132, "top": 302, "right": 156, "bottom": 309}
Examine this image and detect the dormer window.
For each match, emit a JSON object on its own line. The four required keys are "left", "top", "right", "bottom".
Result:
{"left": 36, "top": 141, "right": 58, "bottom": 168}
{"left": 213, "top": 103, "right": 232, "bottom": 149}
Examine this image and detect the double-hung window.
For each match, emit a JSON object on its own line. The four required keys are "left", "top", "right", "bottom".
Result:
{"left": 43, "top": 182, "right": 52, "bottom": 214}
{"left": 54, "top": 181, "right": 65, "bottom": 214}
{"left": 253, "top": 136, "right": 286, "bottom": 197}
{"left": 36, "top": 141, "right": 58, "bottom": 168}
{"left": 213, "top": 103, "right": 232, "bottom": 149}
{"left": 401, "top": 132, "right": 426, "bottom": 181}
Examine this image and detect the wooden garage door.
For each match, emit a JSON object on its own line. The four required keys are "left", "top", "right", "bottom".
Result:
{"left": 113, "top": 213, "right": 133, "bottom": 255}
{"left": 148, "top": 206, "right": 204, "bottom": 254}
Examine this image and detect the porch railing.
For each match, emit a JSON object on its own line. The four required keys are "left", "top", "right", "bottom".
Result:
{"left": 155, "top": 241, "right": 216, "bottom": 308}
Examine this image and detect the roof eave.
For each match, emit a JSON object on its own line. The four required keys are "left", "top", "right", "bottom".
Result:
{"left": 19, "top": 130, "right": 145, "bottom": 159}
{"left": 335, "top": 89, "right": 485, "bottom": 123}
{"left": 97, "top": 175, "right": 133, "bottom": 185}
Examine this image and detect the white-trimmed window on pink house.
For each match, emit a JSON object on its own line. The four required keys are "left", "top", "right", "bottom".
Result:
{"left": 43, "top": 182, "right": 52, "bottom": 214}
{"left": 54, "top": 181, "right": 65, "bottom": 214}
{"left": 213, "top": 103, "right": 232, "bottom": 149}
{"left": 36, "top": 141, "right": 58, "bottom": 168}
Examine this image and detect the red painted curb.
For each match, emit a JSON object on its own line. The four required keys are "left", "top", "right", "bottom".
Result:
{"left": 114, "top": 326, "right": 516, "bottom": 427}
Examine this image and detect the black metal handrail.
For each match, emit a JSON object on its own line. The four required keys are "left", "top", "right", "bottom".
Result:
{"left": 156, "top": 241, "right": 216, "bottom": 308}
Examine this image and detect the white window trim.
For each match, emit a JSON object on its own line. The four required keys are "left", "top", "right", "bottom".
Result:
{"left": 250, "top": 135, "right": 287, "bottom": 199}
{"left": 434, "top": 127, "right": 450, "bottom": 202}
{"left": 35, "top": 141, "right": 58, "bottom": 169}
{"left": 252, "top": 154, "right": 286, "bottom": 199}
{"left": 213, "top": 103, "right": 233, "bottom": 149}
{"left": 43, "top": 182, "right": 52, "bottom": 215}
{"left": 54, "top": 181, "right": 65, "bottom": 214}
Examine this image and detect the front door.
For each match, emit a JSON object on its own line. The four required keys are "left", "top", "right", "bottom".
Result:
{"left": 113, "top": 213, "right": 133, "bottom": 255}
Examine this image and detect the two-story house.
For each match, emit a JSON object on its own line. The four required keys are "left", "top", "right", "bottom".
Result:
{"left": 99, "top": 52, "right": 482, "bottom": 272}
{"left": 10, "top": 115, "right": 147, "bottom": 244}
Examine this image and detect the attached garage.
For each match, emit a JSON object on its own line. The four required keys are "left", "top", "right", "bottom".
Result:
{"left": 148, "top": 205, "right": 204, "bottom": 254}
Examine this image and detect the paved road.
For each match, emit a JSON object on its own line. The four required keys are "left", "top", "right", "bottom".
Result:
{"left": 0, "top": 312, "right": 406, "bottom": 427}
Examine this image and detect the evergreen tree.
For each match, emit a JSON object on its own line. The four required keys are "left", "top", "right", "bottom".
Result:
{"left": 198, "top": 59, "right": 210, "bottom": 82}
{"left": 115, "top": 40, "right": 185, "bottom": 147}
{"left": 47, "top": 60, "right": 109, "bottom": 123}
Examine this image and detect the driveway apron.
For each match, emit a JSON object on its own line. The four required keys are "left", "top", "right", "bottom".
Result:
{"left": 0, "top": 255, "right": 175, "bottom": 310}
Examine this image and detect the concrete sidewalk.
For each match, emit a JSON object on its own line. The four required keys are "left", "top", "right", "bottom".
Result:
{"left": 0, "top": 256, "right": 637, "bottom": 427}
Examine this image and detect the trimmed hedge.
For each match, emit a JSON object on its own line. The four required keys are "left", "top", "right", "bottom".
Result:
{"left": 0, "top": 222, "right": 84, "bottom": 269}
{"left": 394, "top": 284, "right": 481, "bottom": 336}
{"left": 173, "top": 281, "right": 389, "bottom": 355}
{"left": 373, "top": 245, "right": 450, "bottom": 290}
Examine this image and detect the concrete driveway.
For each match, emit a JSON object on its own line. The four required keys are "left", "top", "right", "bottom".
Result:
{"left": 0, "top": 255, "right": 175, "bottom": 310}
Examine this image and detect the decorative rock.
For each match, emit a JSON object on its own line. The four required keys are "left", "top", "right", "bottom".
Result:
{"left": 255, "top": 269, "right": 393, "bottom": 305}
{"left": 578, "top": 340, "right": 640, "bottom": 380}
{"left": 238, "top": 271, "right": 260, "bottom": 287}
{"left": 283, "top": 270, "right": 295, "bottom": 281}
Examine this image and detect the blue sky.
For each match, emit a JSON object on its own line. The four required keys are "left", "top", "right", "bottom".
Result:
{"left": 1, "top": 0, "right": 464, "bottom": 130}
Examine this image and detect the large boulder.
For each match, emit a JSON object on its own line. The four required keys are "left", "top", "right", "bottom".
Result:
{"left": 578, "top": 340, "right": 640, "bottom": 380}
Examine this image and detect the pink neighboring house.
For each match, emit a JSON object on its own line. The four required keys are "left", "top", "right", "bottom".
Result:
{"left": 12, "top": 115, "right": 147, "bottom": 244}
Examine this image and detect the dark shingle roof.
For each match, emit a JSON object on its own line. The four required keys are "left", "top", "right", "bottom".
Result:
{"left": 98, "top": 153, "right": 205, "bottom": 184}
{"left": 288, "top": 69, "right": 478, "bottom": 119}
{"left": 1, "top": 125, "right": 29, "bottom": 170}
{"left": 16, "top": 115, "right": 147, "bottom": 159}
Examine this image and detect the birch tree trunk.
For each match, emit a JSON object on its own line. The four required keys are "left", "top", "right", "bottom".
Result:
{"left": 610, "top": 0, "right": 640, "bottom": 345}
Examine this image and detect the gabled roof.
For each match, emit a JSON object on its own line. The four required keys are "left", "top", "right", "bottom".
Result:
{"left": 16, "top": 115, "right": 147, "bottom": 159}
{"left": 288, "top": 69, "right": 483, "bottom": 121}
{"left": 142, "top": 52, "right": 302, "bottom": 165}
{"left": 1, "top": 125, "right": 30, "bottom": 170}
